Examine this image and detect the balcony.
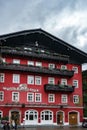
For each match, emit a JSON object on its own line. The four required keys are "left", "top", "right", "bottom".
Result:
{"left": 44, "top": 84, "right": 75, "bottom": 92}
{"left": 0, "top": 63, "right": 74, "bottom": 77}
{"left": 1, "top": 47, "right": 69, "bottom": 63}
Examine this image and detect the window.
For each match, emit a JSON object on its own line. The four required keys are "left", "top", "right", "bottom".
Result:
{"left": 49, "top": 64, "right": 55, "bottom": 69}
{"left": 73, "top": 80, "right": 78, "bottom": 88}
{"left": 61, "top": 79, "right": 67, "bottom": 85}
{"left": 48, "top": 77, "right": 55, "bottom": 84}
{"left": 35, "top": 76, "right": 41, "bottom": 85}
{"left": 13, "top": 59, "right": 20, "bottom": 64}
{"left": 73, "top": 95, "right": 79, "bottom": 104}
{"left": 35, "top": 62, "right": 42, "bottom": 67}
{"left": 25, "top": 110, "right": 38, "bottom": 121}
{"left": 0, "top": 111, "right": 3, "bottom": 119}
{"left": 27, "top": 93, "right": 34, "bottom": 102}
{"left": 41, "top": 110, "right": 53, "bottom": 121}
{"left": 0, "top": 91, "right": 4, "bottom": 101}
{"left": 48, "top": 94, "right": 55, "bottom": 103}
{"left": 28, "top": 61, "right": 34, "bottom": 66}
{"left": 61, "top": 65, "right": 67, "bottom": 70}
{"left": 35, "top": 93, "right": 41, "bottom": 102}
{"left": 72, "top": 66, "right": 78, "bottom": 73}
{"left": 61, "top": 94, "right": 68, "bottom": 103}
{"left": 27, "top": 76, "right": 34, "bottom": 84}
{"left": 12, "top": 92, "right": 19, "bottom": 102}
{"left": 0, "top": 73, "right": 5, "bottom": 83}
{"left": 13, "top": 74, "right": 20, "bottom": 83}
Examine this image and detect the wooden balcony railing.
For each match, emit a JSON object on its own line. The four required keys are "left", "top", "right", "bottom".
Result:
{"left": 1, "top": 47, "right": 69, "bottom": 63}
{"left": 44, "top": 84, "right": 75, "bottom": 92}
{"left": 0, "top": 63, "right": 74, "bottom": 77}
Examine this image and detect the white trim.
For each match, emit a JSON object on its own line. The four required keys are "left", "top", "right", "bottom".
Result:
{"left": 35, "top": 93, "right": 42, "bottom": 102}
{"left": 12, "top": 92, "right": 19, "bottom": 102}
{"left": 0, "top": 73, "right": 5, "bottom": 83}
{"left": 35, "top": 76, "right": 42, "bottom": 85}
{"left": 40, "top": 110, "right": 53, "bottom": 124}
{"left": 0, "top": 91, "right": 4, "bottom": 101}
{"left": 13, "top": 74, "right": 20, "bottom": 83}
{"left": 27, "top": 92, "right": 34, "bottom": 102}
{"left": 48, "top": 94, "right": 55, "bottom": 103}
{"left": 27, "top": 75, "right": 34, "bottom": 85}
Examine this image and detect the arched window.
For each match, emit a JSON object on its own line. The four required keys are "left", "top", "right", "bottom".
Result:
{"left": 25, "top": 110, "right": 38, "bottom": 121}
{"left": 41, "top": 110, "right": 53, "bottom": 121}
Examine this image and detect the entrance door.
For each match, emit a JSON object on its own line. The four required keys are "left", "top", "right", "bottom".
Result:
{"left": 25, "top": 110, "right": 38, "bottom": 125}
{"left": 11, "top": 111, "right": 20, "bottom": 125}
{"left": 57, "top": 111, "right": 63, "bottom": 125}
{"left": 41, "top": 110, "right": 53, "bottom": 124}
{"left": 69, "top": 112, "right": 78, "bottom": 125}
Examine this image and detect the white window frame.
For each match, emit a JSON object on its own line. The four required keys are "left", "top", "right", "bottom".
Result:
{"left": 48, "top": 94, "right": 55, "bottom": 103}
{"left": 28, "top": 61, "right": 34, "bottom": 66}
{"left": 61, "top": 94, "right": 68, "bottom": 103}
{"left": 48, "top": 63, "right": 55, "bottom": 69}
{"left": 0, "top": 91, "right": 4, "bottom": 101}
{"left": 35, "top": 62, "right": 42, "bottom": 67}
{"left": 0, "top": 111, "right": 3, "bottom": 119}
{"left": 61, "top": 65, "right": 67, "bottom": 70}
{"left": 35, "top": 93, "right": 41, "bottom": 102}
{"left": 73, "top": 95, "right": 79, "bottom": 104}
{"left": 0, "top": 73, "right": 5, "bottom": 83}
{"left": 41, "top": 110, "right": 53, "bottom": 121}
{"left": 27, "top": 93, "right": 34, "bottom": 102}
{"left": 61, "top": 79, "right": 67, "bottom": 85}
{"left": 48, "top": 77, "right": 55, "bottom": 84}
{"left": 12, "top": 92, "right": 19, "bottom": 102}
{"left": 73, "top": 80, "right": 78, "bottom": 88}
{"left": 35, "top": 76, "right": 41, "bottom": 85}
{"left": 27, "top": 75, "right": 34, "bottom": 85}
{"left": 13, "top": 59, "right": 20, "bottom": 64}
{"left": 72, "top": 66, "right": 78, "bottom": 73}
{"left": 13, "top": 74, "right": 20, "bottom": 83}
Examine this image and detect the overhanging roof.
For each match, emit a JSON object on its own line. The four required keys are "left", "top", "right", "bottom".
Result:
{"left": 0, "top": 28, "right": 87, "bottom": 64}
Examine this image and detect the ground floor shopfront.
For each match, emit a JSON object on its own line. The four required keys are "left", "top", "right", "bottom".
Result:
{"left": 0, "top": 106, "right": 83, "bottom": 126}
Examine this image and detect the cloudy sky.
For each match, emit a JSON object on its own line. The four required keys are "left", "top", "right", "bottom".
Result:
{"left": 0, "top": 0, "right": 87, "bottom": 69}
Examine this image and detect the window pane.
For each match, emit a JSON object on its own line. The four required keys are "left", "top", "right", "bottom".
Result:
{"left": 48, "top": 77, "right": 55, "bottom": 84}
{"left": 27, "top": 76, "right": 34, "bottom": 84}
{"left": 27, "top": 93, "right": 34, "bottom": 102}
{"left": 0, "top": 73, "right": 4, "bottom": 83}
{"left": 13, "top": 74, "right": 20, "bottom": 83}
{"left": 35, "top": 76, "right": 41, "bottom": 85}
{"left": 0, "top": 92, "right": 4, "bottom": 101}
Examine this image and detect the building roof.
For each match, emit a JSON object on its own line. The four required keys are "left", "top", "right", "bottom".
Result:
{"left": 0, "top": 28, "right": 87, "bottom": 64}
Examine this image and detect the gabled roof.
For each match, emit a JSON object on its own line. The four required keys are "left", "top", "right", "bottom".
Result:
{"left": 0, "top": 28, "right": 87, "bottom": 64}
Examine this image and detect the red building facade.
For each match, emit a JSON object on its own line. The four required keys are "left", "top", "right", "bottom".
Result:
{"left": 0, "top": 29, "right": 87, "bottom": 126}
